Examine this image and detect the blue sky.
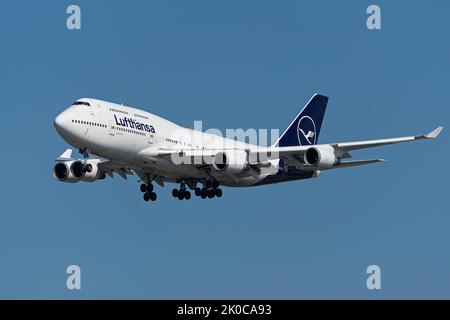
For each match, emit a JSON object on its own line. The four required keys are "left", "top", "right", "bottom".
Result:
{"left": 0, "top": 0, "right": 449, "bottom": 299}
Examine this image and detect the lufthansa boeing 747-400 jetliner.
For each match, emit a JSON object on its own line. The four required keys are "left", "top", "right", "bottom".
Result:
{"left": 53, "top": 94, "right": 443, "bottom": 201}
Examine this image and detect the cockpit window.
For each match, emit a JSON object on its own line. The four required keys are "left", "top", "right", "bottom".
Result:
{"left": 73, "top": 101, "right": 91, "bottom": 106}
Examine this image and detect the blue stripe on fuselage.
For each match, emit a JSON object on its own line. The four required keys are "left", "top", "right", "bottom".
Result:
{"left": 254, "top": 160, "right": 316, "bottom": 186}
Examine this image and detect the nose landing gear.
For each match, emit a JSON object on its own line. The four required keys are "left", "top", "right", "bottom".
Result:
{"left": 79, "top": 148, "right": 92, "bottom": 159}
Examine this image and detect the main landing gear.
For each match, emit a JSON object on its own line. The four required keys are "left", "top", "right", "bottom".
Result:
{"left": 194, "top": 180, "right": 222, "bottom": 199}
{"left": 140, "top": 182, "right": 157, "bottom": 202}
{"left": 140, "top": 179, "right": 223, "bottom": 202}
{"left": 172, "top": 182, "right": 191, "bottom": 200}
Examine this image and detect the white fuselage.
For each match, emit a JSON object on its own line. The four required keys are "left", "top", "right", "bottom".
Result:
{"left": 53, "top": 95, "right": 442, "bottom": 195}
{"left": 54, "top": 98, "right": 284, "bottom": 187}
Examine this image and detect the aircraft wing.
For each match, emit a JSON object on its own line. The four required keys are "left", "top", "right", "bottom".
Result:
{"left": 137, "top": 126, "right": 443, "bottom": 172}
{"left": 97, "top": 160, "right": 134, "bottom": 179}
{"left": 247, "top": 126, "right": 443, "bottom": 166}
{"left": 329, "top": 126, "right": 443, "bottom": 152}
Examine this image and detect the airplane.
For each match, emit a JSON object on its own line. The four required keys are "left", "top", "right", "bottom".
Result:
{"left": 53, "top": 94, "right": 443, "bottom": 202}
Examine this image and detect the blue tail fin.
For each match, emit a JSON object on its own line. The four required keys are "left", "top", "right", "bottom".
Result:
{"left": 275, "top": 94, "right": 329, "bottom": 147}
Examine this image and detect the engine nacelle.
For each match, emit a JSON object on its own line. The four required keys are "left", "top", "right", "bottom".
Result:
{"left": 213, "top": 150, "right": 248, "bottom": 174}
{"left": 53, "top": 161, "right": 80, "bottom": 183}
{"left": 70, "top": 159, "right": 106, "bottom": 182}
{"left": 53, "top": 159, "right": 106, "bottom": 183}
{"left": 304, "top": 145, "right": 338, "bottom": 169}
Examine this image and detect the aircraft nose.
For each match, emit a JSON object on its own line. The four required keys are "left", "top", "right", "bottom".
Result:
{"left": 54, "top": 111, "right": 69, "bottom": 135}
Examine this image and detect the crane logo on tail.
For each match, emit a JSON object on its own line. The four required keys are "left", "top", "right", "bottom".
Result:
{"left": 297, "top": 116, "right": 316, "bottom": 145}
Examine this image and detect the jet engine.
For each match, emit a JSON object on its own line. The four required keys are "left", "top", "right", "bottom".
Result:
{"left": 53, "top": 161, "right": 79, "bottom": 183}
{"left": 53, "top": 159, "right": 106, "bottom": 183}
{"left": 213, "top": 150, "right": 248, "bottom": 174}
{"left": 304, "top": 145, "right": 338, "bottom": 169}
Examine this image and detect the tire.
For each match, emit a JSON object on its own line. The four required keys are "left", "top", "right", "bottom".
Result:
{"left": 201, "top": 188, "right": 207, "bottom": 199}
{"left": 205, "top": 180, "right": 212, "bottom": 189}
{"left": 178, "top": 192, "right": 184, "bottom": 200}
{"left": 172, "top": 189, "right": 179, "bottom": 197}
{"left": 140, "top": 184, "right": 147, "bottom": 193}
{"left": 143, "top": 193, "right": 150, "bottom": 201}
{"left": 195, "top": 187, "right": 201, "bottom": 196}
{"left": 215, "top": 188, "right": 222, "bottom": 198}
{"left": 207, "top": 189, "right": 215, "bottom": 198}
{"left": 184, "top": 191, "right": 191, "bottom": 200}
{"left": 150, "top": 192, "right": 157, "bottom": 201}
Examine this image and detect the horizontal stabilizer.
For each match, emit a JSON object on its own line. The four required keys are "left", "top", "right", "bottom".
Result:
{"left": 328, "top": 159, "right": 385, "bottom": 170}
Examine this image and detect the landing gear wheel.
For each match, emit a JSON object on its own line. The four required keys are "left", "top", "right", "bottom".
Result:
{"left": 146, "top": 183, "right": 154, "bottom": 193}
{"left": 205, "top": 180, "right": 212, "bottom": 189}
{"left": 207, "top": 189, "right": 215, "bottom": 198}
{"left": 178, "top": 192, "right": 185, "bottom": 200}
{"left": 143, "top": 193, "right": 150, "bottom": 201}
{"left": 184, "top": 191, "right": 191, "bottom": 200}
{"left": 140, "top": 184, "right": 147, "bottom": 193}
{"left": 215, "top": 188, "right": 223, "bottom": 198}
{"left": 195, "top": 187, "right": 201, "bottom": 197}
{"left": 172, "top": 188, "right": 179, "bottom": 197}
{"left": 79, "top": 148, "right": 91, "bottom": 159}
{"left": 149, "top": 192, "right": 157, "bottom": 201}
{"left": 201, "top": 188, "right": 207, "bottom": 199}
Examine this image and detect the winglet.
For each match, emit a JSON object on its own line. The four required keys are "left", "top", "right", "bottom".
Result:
{"left": 55, "top": 148, "right": 73, "bottom": 161}
{"left": 425, "top": 126, "right": 444, "bottom": 139}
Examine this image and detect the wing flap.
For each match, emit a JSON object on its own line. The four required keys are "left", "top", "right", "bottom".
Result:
{"left": 97, "top": 160, "right": 134, "bottom": 180}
